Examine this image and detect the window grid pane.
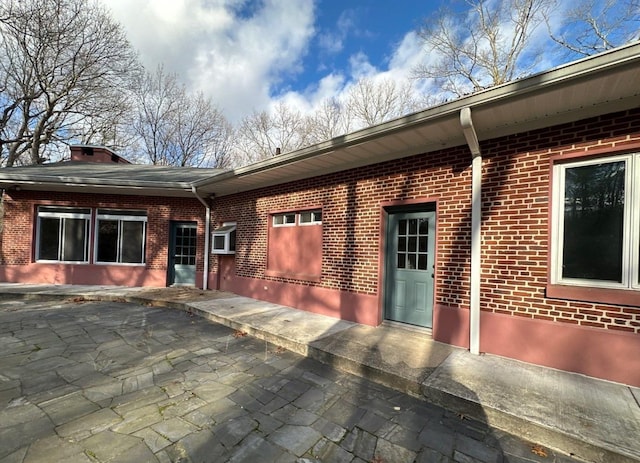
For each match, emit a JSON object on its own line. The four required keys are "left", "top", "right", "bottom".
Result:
{"left": 396, "top": 217, "right": 430, "bottom": 271}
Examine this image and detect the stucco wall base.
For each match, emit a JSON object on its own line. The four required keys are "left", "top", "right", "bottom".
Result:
{"left": 433, "top": 304, "right": 470, "bottom": 348}
{"left": 210, "top": 272, "right": 379, "bottom": 326}
{"left": 0, "top": 264, "right": 170, "bottom": 288}
{"left": 480, "top": 310, "right": 640, "bottom": 387}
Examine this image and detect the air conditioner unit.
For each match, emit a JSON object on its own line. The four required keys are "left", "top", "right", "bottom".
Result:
{"left": 211, "top": 223, "right": 236, "bottom": 255}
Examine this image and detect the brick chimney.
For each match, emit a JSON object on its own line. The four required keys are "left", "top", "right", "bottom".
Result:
{"left": 69, "top": 145, "right": 131, "bottom": 164}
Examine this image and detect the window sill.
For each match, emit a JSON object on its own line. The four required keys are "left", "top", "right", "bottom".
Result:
{"left": 546, "top": 284, "right": 640, "bottom": 307}
{"left": 36, "top": 260, "right": 90, "bottom": 265}
{"left": 265, "top": 269, "right": 321, "bottom": 283}
{"left": 95, "top": 262, "right": 146, "bottom": 267}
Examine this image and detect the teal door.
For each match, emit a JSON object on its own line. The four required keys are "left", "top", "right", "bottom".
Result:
{"left": 168, "top": 222, "right": 197, "bottom": 286}
{"left": 385, "top": 212, "right": 436, "bottom": 328}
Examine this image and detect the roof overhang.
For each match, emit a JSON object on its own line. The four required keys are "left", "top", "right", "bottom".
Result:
{"left": 195, "top": 41, "right": 640, "bottom": 197}
{"left": 1, "top": 42, "right": 639, "bottom": 199}
{"left": 0, "top": 164, "right": 221, "bottom": 197}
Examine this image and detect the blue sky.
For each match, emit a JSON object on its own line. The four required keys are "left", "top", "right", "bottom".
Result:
{"left": 296, "top": 2, "right": 429, "bottom": 92}
{"left": 100, "top": 0, "right": 611, "bottom": 123}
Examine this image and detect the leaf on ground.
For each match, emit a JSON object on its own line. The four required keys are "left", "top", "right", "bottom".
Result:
{"left": 233, "top": 330, "right": 247, "bottom": 338}
{"left": 531, "top": 444, "right": 548, "bottom": 457}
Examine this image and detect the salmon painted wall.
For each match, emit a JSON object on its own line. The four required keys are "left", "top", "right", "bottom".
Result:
{"left": 0, "top": 191, "right": 207, "bottom": 288}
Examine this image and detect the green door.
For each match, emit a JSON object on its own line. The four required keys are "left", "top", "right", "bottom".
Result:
{"left": 385, "top": 211, "right": 435, "bottom": 328}
{"left": 168, "top": 222, "right": 197, "bottom": 286}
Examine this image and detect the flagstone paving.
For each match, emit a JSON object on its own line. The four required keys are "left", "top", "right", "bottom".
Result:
{"left": 0, "top": 298, "right": 580, "bottom": 462}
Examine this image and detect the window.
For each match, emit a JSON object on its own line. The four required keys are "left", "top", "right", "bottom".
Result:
{"left": 211, "top": 223, "right": 236, "bottom": 254}
{"left": 299, "top": 210, "right": 322, "bottom": 225}
{"left": 273, "top": 213, "right": 296, "bottom": 226}
{"left": 95, "top": 209, "right": 147, "bottom": 264}
{"left": 36, "top": 207, "right": 91, "bottom": 262}
{"left": 552, "top": 154, "right": 639, "bottom": 289}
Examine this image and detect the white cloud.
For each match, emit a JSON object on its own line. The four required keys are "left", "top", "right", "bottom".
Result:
{"left": 101, "top": 0, "right": 444, "bottom": 123}
{"left": 102, "top": 0, "right": 315, "bottom": 122}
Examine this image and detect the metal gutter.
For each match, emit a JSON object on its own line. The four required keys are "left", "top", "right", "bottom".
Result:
{"left": 460, "top": 107, "right": 482, "bottom": 356}
{"left": 192, "top": 187, "right": 211, "bottom": 291}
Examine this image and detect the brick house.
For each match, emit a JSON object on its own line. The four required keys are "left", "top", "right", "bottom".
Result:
{"left": 1, "top": 44, "right": 640, "bottom": 386}
{"left": 0, "top": 145, "right": 220, "bottom": 288}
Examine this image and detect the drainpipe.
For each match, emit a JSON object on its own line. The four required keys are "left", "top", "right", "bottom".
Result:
{"left": 460, "top": 107, "right": 481, "bottom": 355}
{"left": 192, "top": 187, "right": 211, "bottom": 290}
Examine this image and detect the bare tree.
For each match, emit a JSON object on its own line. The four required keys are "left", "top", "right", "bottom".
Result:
{"left": 131, "top": 66, "right": 182, "bottom": 166}
{"left": 132, "top": 65, "right": 232, "bottom": 168}
{"left": 0, "top": 0, "right": 140, "bottom": 166}
{"left": 547, "top": 0, "right": 640, "bottom": 56}
{"left": 414, "top": 0, "right": 553, "bottom": 97}
{"left": 168, "top": 91, "right": 234, "bottom": 168}
{"left": 306, "top": 98, "right": 351, "bottom": 144}
{"left": 235, "top": 102, "right": 311, "bottom": 164}
{"left": 346, "top": 77, "right": 422, "bottom": 127}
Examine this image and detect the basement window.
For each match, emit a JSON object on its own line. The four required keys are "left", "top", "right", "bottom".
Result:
{"left": 212, "top": 223, "right": 236, "bottom": 254}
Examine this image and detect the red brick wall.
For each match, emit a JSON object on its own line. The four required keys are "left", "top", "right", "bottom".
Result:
{"left": 481, "top": 109, "right": 640, "bottom": 334}
{"left": 1, "top": 191, "right": 206, "bottom": 273}
{"left": 211, "top": 145, "right": 472, "bottom": 303}
{"left": 211, "top": 108, "right": 640, "bottom": 334}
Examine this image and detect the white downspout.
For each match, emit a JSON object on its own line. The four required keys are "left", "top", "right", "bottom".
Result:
{"left": 460, "top": 107, "right": 482, "bottom": 355}
{"left": 192, "top": 187, "right": 211, "bottom": 290}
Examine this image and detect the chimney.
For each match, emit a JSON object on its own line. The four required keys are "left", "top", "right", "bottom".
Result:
{"left": 69, "top": 145, "right": 131, "bottom": 164}
{"left": 275, "top": 147, "right": 281, "bottom": 155}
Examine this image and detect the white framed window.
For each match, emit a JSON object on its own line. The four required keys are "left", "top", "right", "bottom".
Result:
{"left": 273, "top": 213, "right": 296, "bottom": 227}
{"left": 36, "top": 206, "right": 91, "bottom": 262}
{"left": 551, "top": 153, "right": 639, "bottom": 290}
{"left": 211, "top": 222, "right": 236, "bottom": 254}
{"left": 95, "top": 209, "right": 147, "bottom": 264}
{"left": 299, "top": 210, "right": 322, "bottom": 225}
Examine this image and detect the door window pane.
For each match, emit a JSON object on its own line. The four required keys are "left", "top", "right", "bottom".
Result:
{"left": 418, "top": 254, "right": 427, "bottom": 270}
{"left": 408, "top": 219, "right": 417, "bottom": 235}
{"left": 398, "top": 236, "right": 406, "bottom": 252}
{"left": 562, "top": 161, "right": 625, "bottom": 281}
{"left": 408, "top": 237, "right": 417, "bottom": 252}
{"left": 398, "top": 219, "right": 406, "bottom": 235}
{"left": 395, "top": 216, "right": 430, "bottom": 272}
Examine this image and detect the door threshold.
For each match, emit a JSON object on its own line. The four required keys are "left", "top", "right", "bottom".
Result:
{"left": 382, "top": 319, "right": 433, "bottom": 336}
